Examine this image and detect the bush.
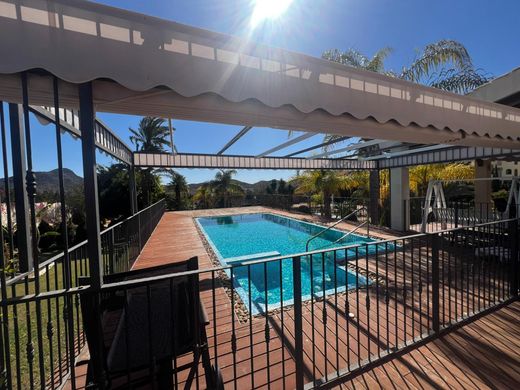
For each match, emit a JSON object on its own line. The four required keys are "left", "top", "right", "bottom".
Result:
{"left": 39, "top": 231, "right": 61, "bottom": 252}
{"left": 492, "top": 189, "right": 509, "bottom": 213}
{"left": 38, "top": 220, "right": 53, "bottom": 235}
{"left": 294, "top": 204, "right": 311, "bottom": 214}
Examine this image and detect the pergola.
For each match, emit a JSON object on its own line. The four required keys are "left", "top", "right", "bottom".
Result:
{"left": 1, "top": 1, "right": 520, "bottom": 389}
{"left": 2, "top": 0, "right": 520, "bottom": 236}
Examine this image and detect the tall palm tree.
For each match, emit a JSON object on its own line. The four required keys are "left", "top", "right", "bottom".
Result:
{"left": 291, "top": 170, "right": 347, "bottom": 219}
{"left": 210, "top": 170, "right": 244, "bottom": 208}
{"left": 321, "top": 40, "right": 491, "bottom": 147}
{"left": 129, "top": 117, "right": 170, "bottom": 152}
{"left": 129, "top": 117, "right": 170, "bottom": 206}
{"left": 168, "top": 170, "right": 189, "bottom": 210}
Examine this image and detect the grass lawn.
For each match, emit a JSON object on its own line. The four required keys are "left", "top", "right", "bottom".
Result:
{"left": 5, "top": 256, "right": 89, "bottom": 390}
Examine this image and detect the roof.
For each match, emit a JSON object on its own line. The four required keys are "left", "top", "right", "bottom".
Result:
{"left": 469, "top": 67, "right": 520, "bottom": 107}
{"left": 1, "top": 0, "right": 520, "bottom": 149}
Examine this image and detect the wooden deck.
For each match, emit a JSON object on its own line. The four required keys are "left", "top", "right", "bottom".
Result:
{"left": 338, "top": 300, "right": 520, "bottom": 389}
{"left": 69, "top": 207, "right": 520, "bottom": 389}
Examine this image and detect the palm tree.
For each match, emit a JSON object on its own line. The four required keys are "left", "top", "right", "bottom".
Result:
{"left": 210, "top": 170, "right": 245, "bottom": 208}
{"left": 321, "top": 40, "right": 491, "bottom": 147}
{"left": 321, "top": 47, "right": 395, "bottom": 75}
{"left": 168, "top": 170, "right": 189, "bottom": 210}
{"left": 129, "top": 117, "right": 170, "bottom": 206}
{"left": 291, "top": 170, "right": 347, "bottom": 219}
{"left": 129, "top": 117, "right": 170, "bottom": 152}
{"left": 409, "top": 163, "right": 474, "bottom": 197}
{"left": 193, "top": 183, "right": 213, "bottom": 209}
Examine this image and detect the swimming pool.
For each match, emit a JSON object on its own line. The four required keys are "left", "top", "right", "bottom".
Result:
{"left": 196, "top": 213, "right": 382, "bottom": 314}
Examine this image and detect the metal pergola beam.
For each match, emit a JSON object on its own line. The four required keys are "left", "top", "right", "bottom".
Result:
{"left": 363, "top": 144, "right": 451, "bottom": 160}
{"left": 256, "top": 132, "right": 316, "bottom": 157}
{"left": 217, "top": 125, "right": 253, "bottom": 155}
{"left": 310, "top": 139, "right": 392, "bottom": 159}
{"left": 285, "top": 136, "right": 351, "bottom": 157}
{"left": 31, "top": 106, "right": 133, "bottom": 165}
{"left": 134, "top": 152, "right": 375, "bottom": 170}
{"left": 379, "top": 146, "right": 520, "bottom": 168}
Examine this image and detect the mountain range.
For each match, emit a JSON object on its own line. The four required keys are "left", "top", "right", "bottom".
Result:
{"left": 0, "top": 168, "right": 84, "bottom": 196}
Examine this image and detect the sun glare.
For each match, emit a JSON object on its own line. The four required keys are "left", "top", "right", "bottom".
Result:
{"left": 250, "top": 0, "right": 295, "bottom": 28}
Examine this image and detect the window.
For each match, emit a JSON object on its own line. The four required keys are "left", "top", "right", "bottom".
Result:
{"left": 506, "top": 169, "right": 512, "bottom": 175}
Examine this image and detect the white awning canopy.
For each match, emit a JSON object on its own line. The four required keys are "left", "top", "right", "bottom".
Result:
{"left": 1, "top": 0, "right": 520, "bottom": 149}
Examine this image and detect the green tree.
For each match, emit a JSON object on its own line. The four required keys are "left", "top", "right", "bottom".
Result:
{"left": 129, "top": 117, "right": 170, "bottom": 206}
{"left": 97, "top": 163, "right": 131, "bottom": 221}
{"left": 210, "top": 170, "right": 244, "bottom": 207}
{"left": 129, "top": 117, "right": 171, "bottom": 152}
{"left": 321, "top": 40, "right": 490, "bottom": 146}
{"left": 136, "top": 169, "right": 165, "bottom": 209}
{"left": 193, "top": 183, "right": 213, "bottom": 209}
{"left": 291, "top": 170, "right": 347, "bottom": 219}
{"left": 166, "top": 170, "right": 190, "bottom": 210}
{"left": 409, "top": 163, "right": 474, "bottom": 197}
{"left": 265, "top": 179, "right": 294, "bottom": 195}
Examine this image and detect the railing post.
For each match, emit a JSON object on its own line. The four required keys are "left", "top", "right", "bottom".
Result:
{"left": 454, "top": 202, "right": 459, "bottom": 228}
{"left": 292, "top": 256, "right": 305, "bottom": 390}
{"left": 108, "top": 228, "right": 115, "bottom": 274}
{"left": 431, "top": 234, "right": 440, "bottom": 333}
{"left": 8, "top": 103, "right": 33, "bottom": 272}
{"left": 510, "top": 219, "right": 519, "bottom": 297}
{"left": 0, "top": 201, "right": 10, "bottom": 390}
{"left": 138, "top": 212, "right": 142, "bottom": 251}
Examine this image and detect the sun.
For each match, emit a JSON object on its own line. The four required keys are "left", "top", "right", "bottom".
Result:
{"left": 250, "top": 0, "right": 295, "bottom": 28}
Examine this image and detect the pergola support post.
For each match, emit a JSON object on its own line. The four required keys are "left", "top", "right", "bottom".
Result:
{"left": 390, "top": 167, "right": 410, "bottom": 231}
{"left": 79, "top": 82, "right": 103, "bottom": 288}
{"left": 369, "top": 169, "right": 380, "bottom": 225}
{"left": 8, "top": 103, "right": 33, "bottom": 272}
{"left": 475, "top": 159, "right": 492, "bottom": 205}
{"left": 79, "top": 82, "right": 106, "bottom": 387}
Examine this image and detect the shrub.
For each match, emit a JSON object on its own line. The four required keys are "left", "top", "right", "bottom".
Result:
{"left": 39, "top": 231, "right": 61, "bottom": 252}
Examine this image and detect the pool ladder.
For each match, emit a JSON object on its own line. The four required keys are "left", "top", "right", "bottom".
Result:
{"left": 306, "top": 206, "right": 369, "bottom": 252}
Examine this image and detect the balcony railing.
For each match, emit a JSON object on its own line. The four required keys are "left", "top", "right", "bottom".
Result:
{"left": 0, "top": 199, "right": 165, "bottom": 390}
{"left": 1, "top": 215, "right": 516, "bottom": 389}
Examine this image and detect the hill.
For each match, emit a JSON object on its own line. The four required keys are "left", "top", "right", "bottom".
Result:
{"left": 0, "top": 168, "right": 83, "bottom": 198}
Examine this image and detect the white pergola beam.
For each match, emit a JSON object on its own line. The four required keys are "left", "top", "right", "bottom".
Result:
{"left": 309, "top": 139, "right": 393, "bottom": 159}
{"left": 134, "top": 152, "right": 375, "bottom": 170}
{"left": 217, "top": 125, "right": 253, "bottom": 155}
{"left": 256, "top": 132, "right": 316, "bottom": 157}
{"left": 363, "top": 144, "right": 451, "bottom": 160}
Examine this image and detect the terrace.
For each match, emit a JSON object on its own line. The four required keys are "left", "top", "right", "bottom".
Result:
{"left": 0, "top": 1, "right": 520, "bottom": 389}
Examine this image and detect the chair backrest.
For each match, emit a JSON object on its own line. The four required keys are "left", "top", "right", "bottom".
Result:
{"left": 80, "top": 257, "right": 201, "bottom": 377}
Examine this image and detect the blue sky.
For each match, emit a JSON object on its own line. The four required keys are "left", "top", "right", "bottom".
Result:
{"left": 5, "top": 0, "right": 520, "bottom": 184}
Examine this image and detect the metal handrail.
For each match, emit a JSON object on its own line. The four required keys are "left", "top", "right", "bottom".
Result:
{"left": 306, "top": 206, "right": 367, "bottom": 251}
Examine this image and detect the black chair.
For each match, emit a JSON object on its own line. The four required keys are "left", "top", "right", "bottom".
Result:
{"left": 80, "top": 257, "right": 223, "bottom": 389}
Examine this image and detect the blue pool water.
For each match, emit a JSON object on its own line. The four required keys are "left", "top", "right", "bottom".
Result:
{"left": 197, "top": 213, "right": 386, "bottom": 314}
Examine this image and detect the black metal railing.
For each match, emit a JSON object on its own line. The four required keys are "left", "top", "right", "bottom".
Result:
{"left": 408, "top": 198, "right": 504, "bottom": 233}
{"left": 0, "top": 199, "right": 165, "bottom": 390}
{"left": 188, "top": 193, "right": 370, "bottom": 221}
{"left": 32, "top": 216, "right": 518, "bottom": 389}
{"left": 101, "top": 199, "right": 165, "bottom": 275}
